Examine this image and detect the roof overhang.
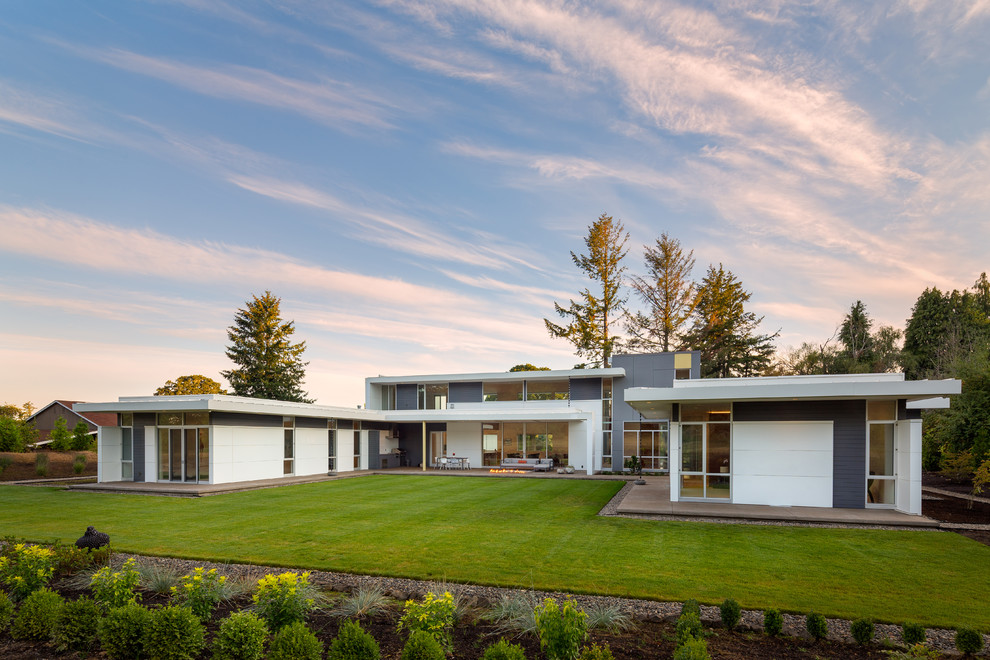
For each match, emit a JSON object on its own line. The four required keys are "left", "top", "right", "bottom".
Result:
{"left": 623, "top": 374, "right": 961, "bottom": 417}
{"left": 367, "top": 367, "right": 624, "bottom": 385}
{"left": 74, "top": 395, "right": 383, "bottom": 421}
{"left": 380, "top": 408, "right": 591, "bottom": 423}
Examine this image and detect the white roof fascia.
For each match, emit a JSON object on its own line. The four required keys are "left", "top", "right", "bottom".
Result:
{"left": 380, "top": 408, "right": 590, "bottom": 423}
{"left": 624, "top": 377, "right": 961, "bottom": 406}
{"left": 367, "top": 367, "right": 624, "bottom": 385}
{"left": 74, "top": 395, "right": 384, "bottom": 421}
{"left": 906, "top": 397, "right": 951, "bottom": 410}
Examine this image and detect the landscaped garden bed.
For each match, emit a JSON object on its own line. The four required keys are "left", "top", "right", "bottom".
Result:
{"left": 0, "top": 451, "right": 98, "bottom": 481}
{"left": 5, "top": 546, "right": 984, "bottom": 659}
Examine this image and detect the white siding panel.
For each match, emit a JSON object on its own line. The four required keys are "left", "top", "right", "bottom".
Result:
{"left": 98, "top": 426, "right": 122, "bottom": 483}
{"left": 221, "top": 426, "right": 283, "bottom": 483}
{"left": 295, "top": 427, "right": 327, "bottom": 477}
{"left": 445, "top": 422, "right": 481, "bottom": 466}
{"left": 732, "top": 422, "right": 833, "bottom": 508}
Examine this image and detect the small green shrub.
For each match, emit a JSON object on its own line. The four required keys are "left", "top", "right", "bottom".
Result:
{"left": 850, "top": 618, "right": 874, "bottom": 645}
{"left": 73, "top": 452, "right": 87, "bottom": 473}
{"left": 680, "top": 599, "right": 701, "bottom": 619}
{"left": 672, "top": 637, "right": 711, "bottom": 660}
{"left": 579, "top": 642, "right": 614, "bottom": 660}
{"left": 534, "top": 598, "right": 588, "bottom": 660}
{"left": 675, "top": 612, "right": 704, "bottom": 646}
{"left": 806, "top": 612, "right": 828, "bottom": 640}
{"left": 398, "top": 591, "right": 456, "bottom": 653}
{"left": 0, "top": 542, "right": 57, "bottom": 600}
{"left": 327, "top": 619, "right": 381, "bottom": 660}
{"left": 719, "top": 598, "right": 740, "bottom": 631}
{"left": 268, "top": 621, "right": 323, "bottom": 660}
{"left": 401, "top": 629, "right": 445, "bottom": 660}
{"left": 763, "top": 608, "right": 783, "bottom": 637}
{"left": 52, "top": 596, "right": 100, "bottom": 653}
{"left": 252, "top": 571, "right": 317, "bottom": 630}
{"left": 172, "top": 566, "right": 227, "bottom": 621}
{"left": 99, "top": 602, "right": 151, "bottom": 660}
{"left": 482, "top": 638, "right": 527, "bottom": 660}
{"left": 955, "top": 628, "right": 983, "bottom": 655}
{"left": 144, "top": 605, "right": 205, "bottom": 660}
{"left": 52, "top": 541, "right": 94, "bottom": 577}
{"left": 91, "top": 557, "right": 142, "bottom": 609}
{"left": 0, "top": 589, "right": 14, "bottom": 632}
{"left": 902, "top": 622, "right": 926, "bottom": 646}
{"left": 212, "top": 610, "right": 269, "bottom": 660}
{"left": 10, "top": 587, "right": 63, "bottom": 640}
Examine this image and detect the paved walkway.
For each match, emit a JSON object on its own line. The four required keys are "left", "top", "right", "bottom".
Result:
{"left": 922, "top": 485, "right": 990, "bottom": 504}
{"left": 616, "top": 476, "right": 940, "bottom": 528}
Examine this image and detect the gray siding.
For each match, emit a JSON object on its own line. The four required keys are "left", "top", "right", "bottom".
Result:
{"left": 368, "top": 430, "right": 380, "bottom": 468}
{"left": 570, "top": 377, "right": 602, "bottom": 401}
{"left": 210, "top": 412, "right": 282, "bottom": 427}
{"left": 396, "top": 384, "right": 418, "bottom": 410}
{"left": 132, "top": 427, "right": 146, "bottom": 482}
{"left": 733, "top": 399, "right": 866, "bottom": 509}
{"left": 296, "top": 416, "right": 327, "bottom": 429}
{"left": 449, "top": 382, "right": 482, "bottom": 404}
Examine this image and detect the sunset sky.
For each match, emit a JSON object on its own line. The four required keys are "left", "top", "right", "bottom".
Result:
{"left": 2, "top": 1, "right": 988, "bottom": 408}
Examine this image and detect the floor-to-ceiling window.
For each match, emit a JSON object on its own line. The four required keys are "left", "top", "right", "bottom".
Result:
{"left": 120, "top": 412, "right": 133, "bottom": 481}
{"left": 328, "top": 419, "right": 337, "bottom": 472}
{"left": 156, "top": 412, "right": 209, "bottom": 483}
{"left": 602, "top": 378, "right": 613, "bottom": 469}
{"left": 867, "top": 400, "right": 896, "bottom": 507}
{"left": 679, "top": 403, "right": 731, "bottom": 500}
{"left": 283, "top": 417, "right": 294, "bottom": 475}
{"left": 623, "top": 421, "right": 669, "bottom": 471}
{"left": 482, "top": 423, "right": 502, "bottom": 466}
{"left": 491, "top": 421, "right": 567, "bottom": 464}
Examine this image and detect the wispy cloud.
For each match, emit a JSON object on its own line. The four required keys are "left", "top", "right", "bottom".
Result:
{"left": 0, "top": 79, "right": 118, "bottom": 144}
{"left": 61, "top": 42, "right": 397, "bottom": 131}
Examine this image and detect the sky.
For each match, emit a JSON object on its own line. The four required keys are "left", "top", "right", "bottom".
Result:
{"left": 1, "top": 1, "right": 989, "bottom": 409}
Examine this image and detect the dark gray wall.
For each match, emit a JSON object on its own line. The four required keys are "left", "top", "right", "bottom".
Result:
{"left": 368, "top": 430, "right": 380, "bottom": 468}
{"left": 610, "top": 352, "right": 698, "bottom": 468}
{"left": 211, "top": 412, "right": 282, "bottom": 427}
{"left": 132, "top": 427, "right": 145, "bottom": 482}
{"left": 396, "top": 384, "right": 418, "bottom": 410}
{"left": 570, "top": 377, "right": 602, "bottom": 401}
{"left": 733, "top": 399, "right": 867, "bottom": 509}
{"left": 395, "top": 422, "right": 447, "bottom": 468}
{"left": 296, "top": 416, "right": 327, "bottom": 429}
{"left": 449, "top": 382, "right": 482, "bottom": 404}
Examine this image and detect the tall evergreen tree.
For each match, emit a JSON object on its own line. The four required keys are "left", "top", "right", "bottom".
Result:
{"left": 625, "top": 232, "right": 697, "bottom": 352}
{"left": 222, "top": 291, "right": 312, "bottom": 402}
{"left": 839, "top": 300, "right": 874, "bottom": 364}
{"left": 682, "top": 264, "right": 776, "bottom": 377}
{"left": 545, "top": 213, "right": 629, "bottom": 368}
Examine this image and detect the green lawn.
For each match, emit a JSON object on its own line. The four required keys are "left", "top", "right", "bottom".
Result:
{"left": 3, "top": 475, "right": 987, "bottom": 630}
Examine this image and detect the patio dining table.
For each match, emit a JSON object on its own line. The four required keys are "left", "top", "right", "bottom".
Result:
{"left": 443, "top": 456, "right": 470, "bottom": 469}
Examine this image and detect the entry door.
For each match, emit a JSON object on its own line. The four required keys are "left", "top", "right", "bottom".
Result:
{"left": 679, "top": 423, "right": 731, "bottom": 500}
{"left": 430, "top": 431, "right": 446, "bottom": 466}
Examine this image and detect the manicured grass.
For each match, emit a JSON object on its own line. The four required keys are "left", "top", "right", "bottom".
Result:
{"left": 3, "top": 476, "right": 988, "bottom": 630}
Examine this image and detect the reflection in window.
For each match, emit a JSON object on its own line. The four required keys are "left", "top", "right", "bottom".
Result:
{"left": 425, "top": 384, "right": 448, "bottom": 410}
{"left": 526, "top": 379, "right": 569, "bottom": 400}
{"left": 483, "top": 381, "right": 523, "bottom": 401}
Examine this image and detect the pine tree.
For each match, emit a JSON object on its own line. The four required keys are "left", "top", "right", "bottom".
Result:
{"left": 625, "top": 232, "right": 697, "bottom": 352}
{"left": 682, "top": 264, "right": 776, "bottom": 378}
{"left": 221, "top": 291, "right": 312, "bottom": 403}
{"left": 545, "top": 213, "right": 629, "bottom": 368}
{"left": 839, "top": 300, "right": 874, "bottom": 366}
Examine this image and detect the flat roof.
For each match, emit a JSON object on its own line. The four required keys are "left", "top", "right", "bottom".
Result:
{"left": 74, "top": 395, "right": 383, "bottom": 421}
{"left": 366, "top": 367, "right": 624, "bottom": 385}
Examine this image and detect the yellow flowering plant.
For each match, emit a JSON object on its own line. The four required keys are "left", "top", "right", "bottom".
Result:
{"left": 251, "top": 571, "right": 317, "bottom": 630}
{"left": 397, "top": 591, "right": 456, "bottom": 653}
{"left": 90, "top": 557, "right": 142, "bottom": 610}
{"left": 171, "top": 567, "right": 227, "bottom": 621}
{"left": 0, "top": 543, "right": 56, "bottom": 601}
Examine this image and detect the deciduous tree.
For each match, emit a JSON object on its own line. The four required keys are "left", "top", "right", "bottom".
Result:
{"left": 625, "top": 233, "right": 697, "bottom": 352}
{"left": 545, "top": 213, "right": 629, "bottom": 368}
{"left": 221, "top": 291, "right": 312, "bottom": 403}
{"left": 508, "top": 364, "right": 551, "bottom": 372}
{"left": 682, "top": 264, "right": 776, "bottom": 378}
{"left": 155, "top": 375, "right": 228, "bottom": 396}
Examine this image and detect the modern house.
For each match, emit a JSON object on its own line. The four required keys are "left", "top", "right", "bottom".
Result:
{"left": 75, "top": 351, "right": 960, "bottom": 515}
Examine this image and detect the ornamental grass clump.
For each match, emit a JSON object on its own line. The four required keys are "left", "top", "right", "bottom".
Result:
{"left": 583, "top": 602, "right": 635, "bottom": 632}
{"left": 0, "top": 542, "right": 56, "bottom": 601}
{"left": 172, "top": 566, "right": 227, "bottom": 621}
{"left": 805, "top": 612, "right": 828, "bottom": 641}
{"left": 332, "top": 582, "right": 390, "bottom": 620}
{"left": 10, "top": 587, "right": 63, "bottom": 640}
{"left": 91, "top": 557, "right": 142, "bottom": 610}
{"left": 99, "top": 602, "right": 151, "bottom": 660}
{"left": 211, "top": 610, "right": 270, "bottom": 660}
{"left": 398, "top": 591, "right": 456, "bottom": 653}
{"left": 268, "top": 621, "right": 323, "bottom": 660}
{"left": 252, "top": 571, "right": 318, "bottom": 630}
{"left": 52, "top": 596, "right": 100, "bottom": 653}
{"left": 327, "top": 619, "right": 381, "bottom": 660}
{"left": 143, "top": 605, "right": 205, "bottom": 660}
{"left": 534, "top": 598, "right": 588, "bottom": 660}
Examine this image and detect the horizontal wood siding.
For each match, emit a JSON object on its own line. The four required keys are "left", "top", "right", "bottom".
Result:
{"left": 396, "top": 384, "right": 418, "bottom": 410}
{"left": 449, "top": 382, "right": 482, "bottom": 404}
{"left": 569, "top": 377, "right": 602, "bottom": 401}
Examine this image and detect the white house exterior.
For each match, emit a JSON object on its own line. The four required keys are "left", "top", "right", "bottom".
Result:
{"left": 76, "top": 351, "right": 960, "bottom": 516}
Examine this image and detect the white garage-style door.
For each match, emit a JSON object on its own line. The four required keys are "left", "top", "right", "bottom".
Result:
{"left": 731, "top": 421, "right": 833, "bottom": 508}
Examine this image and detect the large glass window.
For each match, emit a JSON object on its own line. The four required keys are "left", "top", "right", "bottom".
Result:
{"left": 601, "top": 378, "right": 613, "bottom": 469}
{"left": 157, "top": 422, "right": 209, "bottom": 483}
{"left": 353, "top": 431, "right": 361, "bottom": 469}
{"left": 425, "top": 384, "right": 448, "bottom": 410}
{"left": 867, "top": 400, "right": 896, "bottom": 507}
{"left": 493, "top": 422, "right": 565, "bottom": 463}
{"left": 283, "top": 417, "right": 294, "bottom": 475}
{"left": 679, "top": 403, "right": 732, "bottom": 499}
{"left": 482, "top": 423, "right": 502, "bottom": 466}
{"left": 328, "top": 419, "right": 337, "bottom": 472}
{"left": 624, "top": 422, "right": 669, "bottom": 471}
{"left": 121, "top": 419, "right": 133, "bottom": 481}
{"left": 483, "top": 381, "right": 523, "bottom": 402}
{"left": 503, "top": 422, "right": 523, "bottom": 458}
{"left": 526, "top": 379, "right": 569, "bottom": 400}
{"left": 381, "top": 385, "right": 396, "bottom": 411}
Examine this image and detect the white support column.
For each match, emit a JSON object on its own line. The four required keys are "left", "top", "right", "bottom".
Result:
{"left": 669, "top": 422, "right": 680, "bottom": 502}
{"left": 895, "top": 419, "right": 922, "bottom": 515}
